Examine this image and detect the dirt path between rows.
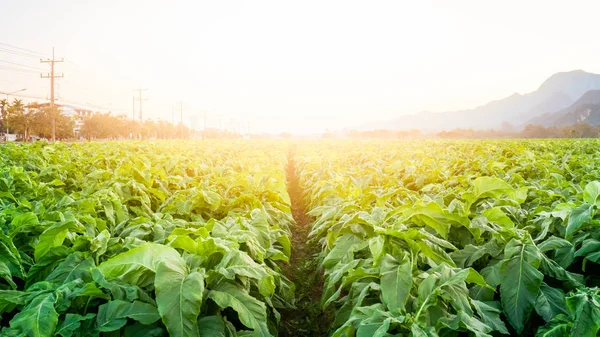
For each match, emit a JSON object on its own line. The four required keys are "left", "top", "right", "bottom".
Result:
{"left": 279, "top": 144, "right": 332, "bottom": 337}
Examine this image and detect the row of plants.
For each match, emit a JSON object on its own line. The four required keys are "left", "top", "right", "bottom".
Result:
{"left": 0, "top": 141, "right": 293, "bottom": 337}
{"left": 297, "top": 140, "right": 600, "bottom": 336}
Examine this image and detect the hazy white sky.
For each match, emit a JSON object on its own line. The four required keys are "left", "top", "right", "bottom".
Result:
{"left": 0, "top": 0, "right": 599, "bottom": 133}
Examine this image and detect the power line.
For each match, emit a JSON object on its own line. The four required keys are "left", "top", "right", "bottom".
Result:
{"left": 0, "top": 42, "right": 48, "bottom": 57}
{"left": 62, "top": 63, "right": 88, "bottom": 82}
{"left": 58, "top": 99, "right": 120, "bottom": 112}
{"left": 0, "top": 60, "right": 45, "bottom": 71}
{"left": 0, "top": 79, "right": 29, "bottom": 86}
{"left": 4, "top": 93, "right": 48, "bottom": 101}
{"left": 0, "top": 47, "right": 41, "bottom": 59}
{"left": 0, "top": 66, "right": 39, "bottom": 74}
{"left": 0, "top": 94, "right": 121, "bottom": 112}
{"left": 61, "top": 78, "right": 97, "bottom": 93}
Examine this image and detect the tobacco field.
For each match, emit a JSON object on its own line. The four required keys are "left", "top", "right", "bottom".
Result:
{"left": 0, "top": 140, "right": 599, "bottom": 337}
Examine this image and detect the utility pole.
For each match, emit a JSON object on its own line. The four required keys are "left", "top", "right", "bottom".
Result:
{"left": 217, "top": 114, "right": 223, "bottom": 131}
{"left": 134, "top": 86, "right": 147, "bottom": 123}
{"left": 131, "top": 96, "right": 136, "bottom": 139}
{"left": 40, "top": 47, "right": 64, "bottom": 142}
{"left": 203, "top": 111, "right": 207, "bottom": 140}
{"left": 178, "top": 101, "right": 183, "bottom": 138}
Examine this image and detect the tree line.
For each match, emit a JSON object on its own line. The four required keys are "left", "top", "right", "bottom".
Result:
{"left": 0, "top": 99, "right": 73, "bottom": 140}
{"left": 81, "top": 112, "right": 193, "bottom": 140}
{"left": 345, "top": 123, "right": 600, "bottom": 139}
{"left": 0, "top": 99, "right": 198, "bottom": 141}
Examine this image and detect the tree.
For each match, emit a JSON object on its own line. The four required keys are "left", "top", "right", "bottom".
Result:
{"left": 142, "top": 120, "right": 157, "bottom": 139}
{"left": 30, "top": 105, "right": 74, "bottom": 140}
{"left": 81, "top": 112, "right": 114, "bottom": 140}
{"left": 6, "top": 99, "right": 33, "bottom": 140}
{"left": 81, "top": 111, "right": 194, "bottom": 141}
{"left": 572, "top": 122, "right": 595, "bottom": 138}
{"left": 0, "top": 99, "right": 8, "bottom": 134}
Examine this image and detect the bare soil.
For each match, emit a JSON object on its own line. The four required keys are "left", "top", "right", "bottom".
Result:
{"left": 278, "top": 144, "right": 333, "bottom": 337}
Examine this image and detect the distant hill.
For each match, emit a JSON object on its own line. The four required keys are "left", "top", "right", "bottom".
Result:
{"left": 526, "top": 91, "right": 573, "bottom": 118}
{"left": 527, "top": 90, "right": 600, "bottom": 126}
{"left": 360, "top": 70, "right": 600, "bottom": 131}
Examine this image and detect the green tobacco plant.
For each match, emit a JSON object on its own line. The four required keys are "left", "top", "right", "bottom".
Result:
{"left": 297, "top": 140, "right": 600, "bottom": 336}
{"left": 0, "top": 141, "right": 293, "bottom": 337}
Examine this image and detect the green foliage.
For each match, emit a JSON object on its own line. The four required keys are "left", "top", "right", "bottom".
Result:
{"left": 3, "top": 138, "right": 600, "bottom": 336}
{"left": 297, "top": 139, "right": 600, "bottom": 336}
{"left": 0, "top": 141, "right": 293, "bottom": 337}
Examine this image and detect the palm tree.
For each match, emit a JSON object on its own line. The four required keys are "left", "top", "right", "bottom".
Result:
{"left": 0, "top": 99, "right": 7, "bottom": 135}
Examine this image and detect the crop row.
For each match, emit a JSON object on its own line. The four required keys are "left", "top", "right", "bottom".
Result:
{"left": 297, "top": 140, "right": 600, "bottom": 336}
{"left": 0, "top": 141, "right": 292, "bottom": 337}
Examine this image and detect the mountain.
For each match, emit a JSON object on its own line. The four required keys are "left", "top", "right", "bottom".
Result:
{"left": 527, "top": 90, "right": 600, "bottom": 126}
{"left": 360, "top": 70, "right": 600, "bottom": 131}
{"left": 526, "top": 91, "right": 573, "bottom": 118}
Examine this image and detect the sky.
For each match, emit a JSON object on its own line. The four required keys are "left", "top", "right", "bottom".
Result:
{"left": 0, "top": 0, "right": 599, "bottom": 133}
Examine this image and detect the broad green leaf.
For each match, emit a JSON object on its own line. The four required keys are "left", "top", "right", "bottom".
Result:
{"left": 207, "top": 282, "right": 271, "bottom": 337}
{"left": 483, "top": 207, "right": 514, "bottom": 228}
{"left": 380, "top": 254, "right": 412, "bottom": 314}
{"left": 215, "top": 250, "right": 274, "bottom": 296}
{"left": 414, "top": 265, "right": 473, "bottom": 322}
{"left": 539, "top": 255, "right": 584, "bottom": 289}
{"left": 535, "top": 283, "right": 568, "bottom": 322}
{"left": 538, "top": 236, "right": 572, "bottom": 253}
{"left": 124, "top": 324, "right": 165, "bottom": 337}
{"left": 357, "top": 318, "right": 391, "bottom": 337}
{"left": 437, "top": 311, "right": 493, "bottom": 337}
{"left": 452, "top": 241, "right": 501, "bottom": 268}
{"left": 466, "top": 177, "right": 515, "bottom": 207}
{"left": 323, "top": 235, "right": 367, "bottom": 269}
{"left": 368, "top": 236, "right": 385, "bottom": 266}
{"left": 197, "top": 316, "right": 226, "bottom": 337}
{"left": 465, "top": 268, "right": 493, "bottom": 289}
{"left": 566, "top": 290, "right": 600, "bottom": 337}
{"left": 0, "top": 290, "right": 27, "bottom": 313}
{"left": 566, "top": 204, "right": 592, "bottom": 237}
{"left": 583, "top": 181, "right": 600, "bottom": 206}
{"left": 91, "top": 268, "right": 155, "bottom": 304}
{"left": 471, "top": 300, "right": 509, "bottom": 334}
{"left": 500, "top": 242, "right": 543, "bottom": 333}
{"left": 45, "top": 252, "right": 94, "bottom": 285}
{"left": 98, "top": 242, "right": 181, "bottom": 287}
{"left": 155, "top": 260, "right": 204, "bottom": 337}
{"left": 416, "top": 239, "right": 455, "bottom": 266}
{"left": 401, "top": 202, "right": 452, "bottom": 238}
{"left": 536, "top": 314, "right": 570, "bottom": 337}
{"left": 0, "top": 231, "right": 24, "bottom": 279}
{"left": 96, "top": 300, "right": 161, "bottom": 332}
{"left": 10, "top": 212, "right": 39, "bottom": 231}
{"left": 5, "top": 292, "right": 58, "bottom": 337}
{"left": 25, "top": 246, "right": 70, "bottom": 288}
{"left": 34, "top": 220, "right": 85, "bottom": 261}
{"left": 0, "top": 261, "right": 16, "bottom": 289}
{"left": 574, "top": 238, "right": 600, "bottom": 271}
{"left": 55, "top": 313, "right": 96, "bottom": 337}
{"left": 91, "top": 229, "right": 110, "bottom": 259}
